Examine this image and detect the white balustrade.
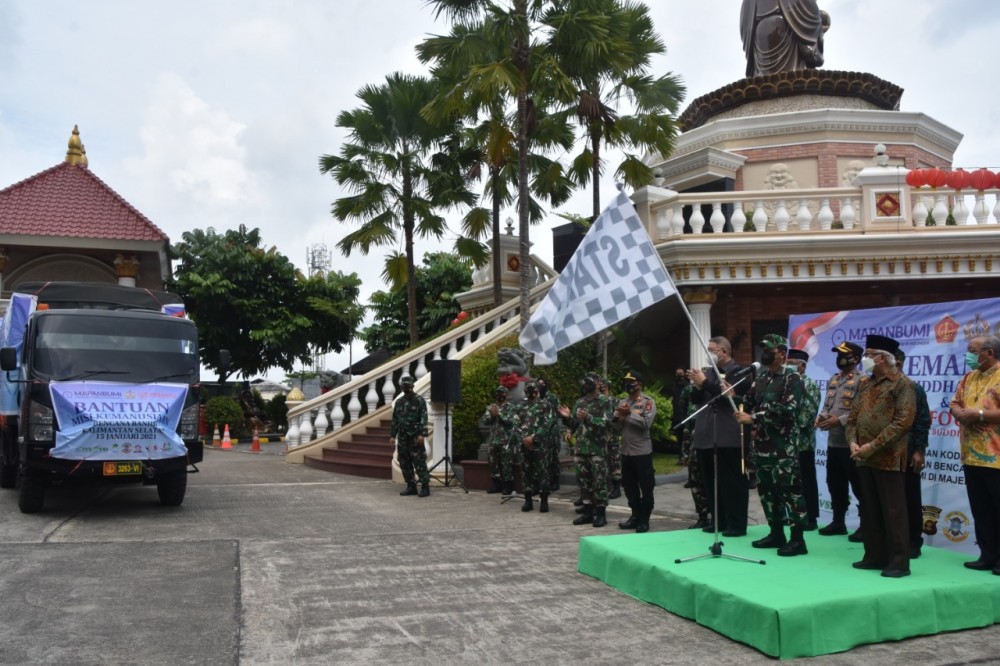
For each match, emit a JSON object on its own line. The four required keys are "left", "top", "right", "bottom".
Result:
{"left": 347, "top": 389, "right": 362, "bottom": 422}
{"left": 414, "top": 355, "right": 427, "bottom": 379}
{"left": 817, "top": 199, "right": 833, "bottom": 230}
{"left": 709, "top": 202, "right": 725, "bottom": 233}
{"left": 954, "top": 195, "right": 971, "bottom": 225}
{"left": 690, "top": 204, "right": 705, "bottom": 235}
{"left": 382, "top": 375, "right": 396, "bottom": 406}
{"left": 732, "top": 203, "right": 746, "bottom": 233}
{"left": 991, "top": 193, "right": 1000, "bottom": 224}
{"left": 671, "top": 207, "right": 685, "bottom": 236}
{"left": 932, "top": 194, "right": 949, "bottom": 226}
{"left": 840, "top": 198, "right": 856, "bottom": 230}
{"left": 912, "top": 195, "right": 929, "bottom": 226}
{"left": 796, "top": 199, "right": 813, "bottom": 231}
{"left": 331, "top": 399, "right": 344, "bottom": 430}
{"left": 774, "top": 200, "right": 790, "bottom": 232}
{"left": 299, "top": 410, "right": 314, "bottom": 444}
{"left": 365, "top": 381, "right": 379, "bottom": 414}
{"left": 972, "top": 192, "right": 990, "bottom": 225}
{"left": 656, "top": 208, "right": 670, "bottom": 239}
{"left": 752, "top": 200, "right": 768, "bottom": 232}
{"left": 285, "top": 412, "right": 301, "bottom": 447}
{"left": 314, "top": 404, "right": 329, "bottom": 438}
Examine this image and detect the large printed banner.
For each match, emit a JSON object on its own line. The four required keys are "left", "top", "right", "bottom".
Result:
{"left": 49, "top": 382, "right": 188, "bottom": 461}
{"left": 789, "top": 297, "right": 1000, "bottom": 554}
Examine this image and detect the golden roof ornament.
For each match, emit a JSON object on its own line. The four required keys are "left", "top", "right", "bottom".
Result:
{"left": 65, "top": 125, "right": 88, "bottom": 167}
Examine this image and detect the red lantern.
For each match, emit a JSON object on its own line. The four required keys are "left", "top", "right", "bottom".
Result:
{"left": 457, "top": 311, "right": 469, "bottom": 320}
{"left": 905, "top": 169, "right": 927, "bottom": 188}
{"left": 969, "top": 168, "right": 995, "bottom": 191}
{"left": 451, "top": 318, "right": 460, "bottom": 327}
{"left": 946, "top": 168, "right": 970, "bottom": 191}
{"left": 925, "top": 168, "right": 949, "bottom": 188}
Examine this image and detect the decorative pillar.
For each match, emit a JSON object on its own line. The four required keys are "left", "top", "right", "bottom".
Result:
{"left": 284, "top": 387, "right": 305, "bottom": 447}
{"left": 114, "top": 254, "right": 140, "bottom": 287}
{"left": 682, "top": 287, "right": 717, "bottom": 369}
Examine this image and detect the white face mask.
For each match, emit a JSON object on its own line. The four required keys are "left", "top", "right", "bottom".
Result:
{"left": 708, "top": 351, "right": 719, "bottom": 366}
{"left": 861, "top": 356, "right": 876, "bottom": 375}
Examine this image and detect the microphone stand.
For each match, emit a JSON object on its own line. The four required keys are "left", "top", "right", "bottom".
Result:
{"left": 674, "top": 372, "right": 764, "bottom": 565}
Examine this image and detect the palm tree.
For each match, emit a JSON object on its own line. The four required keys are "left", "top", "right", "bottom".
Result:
{"left": 546, "top": 0, "right": 685, "bottom": 217}
{"left": 319, "top": 72, "right": 476, "bottom": 347}
{"left": 424, "top": 0, "right": 577, "bottom": 330}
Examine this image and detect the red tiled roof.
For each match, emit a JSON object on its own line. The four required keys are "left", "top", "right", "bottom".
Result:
{"left": 0, "top": 162, "right": 168, "bottom": 243}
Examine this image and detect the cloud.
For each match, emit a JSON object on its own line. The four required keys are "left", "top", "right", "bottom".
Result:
{"left": 215, "top": 17, "right": 295, "bottom": 55}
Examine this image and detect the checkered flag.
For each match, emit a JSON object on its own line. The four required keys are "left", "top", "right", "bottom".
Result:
{"left": 520, "top": 190, "right": 677, "bottom": 364}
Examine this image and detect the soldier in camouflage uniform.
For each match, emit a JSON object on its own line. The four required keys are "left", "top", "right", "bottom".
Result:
{"left": 485, "top": 385, "right": 519, "bottom": 496}
{"left": 390, "top": 375, "right": 430, "bottom": 497}
{"left": 678, "top": 382, "right": 711, "bottom": 528}
{"left": 559, "top": 372, "right": 612, "bottom": 527}
{"left": 518, "top": 381, "right": 557, "bottom": 513}
{"left": 736, "top": 334, "right": 809, "bottom": 556}
{"left": 536, "top": 377, "right": 564, "bottom": 491}
{"left": 788, "top": 349, "right": 821, "bottom": 530}
{"left": 600, "top": 378, "right": 623, "bottom": 500}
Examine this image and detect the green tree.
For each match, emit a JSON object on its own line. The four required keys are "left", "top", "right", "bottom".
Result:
{"left": 360, "top": 251, "right": 474, "bottom": 355}
{"left": 425, "top": 0, "right": 580, "bottom": 331}
{"left": 547, "top": 0, "right": 685, "bottom": 217}
{"left": 419, "top": 21, "right": 576, "bottom": 308}
{"left": 320, "top": 72, "right": 478, "bottom": 347}
{"left": 169, "top": 225, "right": 363, "bottom": 382}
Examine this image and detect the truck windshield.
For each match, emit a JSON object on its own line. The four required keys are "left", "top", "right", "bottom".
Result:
{"left": 31, "top": 314, "right": 199, "bottom": 383}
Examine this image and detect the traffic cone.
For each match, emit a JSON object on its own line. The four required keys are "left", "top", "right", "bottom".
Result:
{"left": 222, "top": 424, "right": 232, "bottom": 449}
{"left": 249, "top": 428, "right": 261, "bottom": 453}
{"left": 212, "top": 424, "right": 221, "bottom": 447}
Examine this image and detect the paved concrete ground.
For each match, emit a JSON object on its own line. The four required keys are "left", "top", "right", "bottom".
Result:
{"left": 0, "top": 449, "right": 997, "bottom": 665}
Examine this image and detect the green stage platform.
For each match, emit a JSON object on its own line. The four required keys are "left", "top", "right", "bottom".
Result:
{"left": 578, "top": 525, "right": 1000, "bottom": 659}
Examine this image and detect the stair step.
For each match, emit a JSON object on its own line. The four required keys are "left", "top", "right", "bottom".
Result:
{"left": 320, "top": 448, "right": 388, "bottom": 464}
{"left": 304, "top": 454, "right": 391, "bottom": 479}
{"left": 337, "top": 441, "right": 394, "bottom": 454}
{"left": 352, "top": 433, "right": 389, "bottom": 445}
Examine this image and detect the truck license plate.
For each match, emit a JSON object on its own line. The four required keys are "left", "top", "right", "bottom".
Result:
{"left": 103, "top": 462, "right": 143, "bottom": 476}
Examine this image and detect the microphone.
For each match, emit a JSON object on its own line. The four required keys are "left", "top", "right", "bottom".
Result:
{"left": 726, "top": 362, "right": 761, "bottom": 382}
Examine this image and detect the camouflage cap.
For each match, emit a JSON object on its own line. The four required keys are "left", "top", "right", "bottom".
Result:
{"left": 584, "top": 371, "right": 601, "bottom": 382}
{"left": 758, "top": 333, "right": 788, "bottom": 350}
{"left": 399, "top": 375, "right": 415, "bottom": 387}
{"left": 495, "top": 386, "right": 509, "bottom": 396}
{"left": 524, "top": 380, "right": 538, "bottom": 392}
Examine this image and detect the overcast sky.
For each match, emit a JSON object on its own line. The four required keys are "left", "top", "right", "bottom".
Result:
{"left": 1, "top": 0, "right": 996, "bottom": 381}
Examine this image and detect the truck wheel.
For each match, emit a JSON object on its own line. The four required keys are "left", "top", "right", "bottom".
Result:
{"left": 0, "top": 455, "right": 16, "bottom": 489}
{"left": 156, "top": 469, "right": 187, "bottom": 506}
{"left": 18, "top": 469, "right": 45, "bottom": 513}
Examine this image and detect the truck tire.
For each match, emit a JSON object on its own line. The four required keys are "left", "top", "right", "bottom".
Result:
{"left": 18, "top": 469, "right": 45, "bottom": 513}
{"left": 156, "top": 469, "right": 187, "bottom": 507}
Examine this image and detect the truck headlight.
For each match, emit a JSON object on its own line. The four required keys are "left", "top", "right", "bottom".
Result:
{"left": 179, "top": 403, "right": 199, "bottom": 440}
{"left": 28, "top": 402, "right": 54, "bottom": 441}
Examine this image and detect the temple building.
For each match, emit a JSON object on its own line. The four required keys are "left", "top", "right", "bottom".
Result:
{"left": 0, "top": 126, "right": 171, "bottom": 303}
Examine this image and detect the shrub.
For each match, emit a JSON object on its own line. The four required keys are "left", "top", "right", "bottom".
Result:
{"left": 266, "top": 394, "right": 288, "bottom": 432}
{"left": 204, "top": 396, "right": 246, "bottom": 438}
{"left": 642, "top": 385, "right": 676, "bottom": 453}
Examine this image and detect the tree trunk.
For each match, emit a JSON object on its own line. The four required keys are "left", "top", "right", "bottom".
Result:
{"left": 402, "top": 152, "right": 419, "bottom": 347}
{"left": 591, "top": 125, "right": 602, "bottom": 219}
{"left": 515, "top": 0, "right": 531, "bottom": 333}
{"left": 491, "top": 169, "right": 503, "bottom": 308}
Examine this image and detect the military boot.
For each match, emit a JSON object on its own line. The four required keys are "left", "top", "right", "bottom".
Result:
{"left": 572, "top": 505, "right": 594, "bottom": 525}
{"left": 399, "top": 483, "right": 418, "bottom": 496}
{"left": 487, "top": 478, "right": 503, "bottom": 494}
{"left": 608, "top": 481, "right": 622, "bottom": 500}
{"left": 573, "top": 495, "right": 585, "bottom": 507}
{"left": 778, "top": 526, "right": 808, "bottom": 556}
{"left": 752, "top": 522, "right": 787, "bottom": 549}
{"left": 418, "top": 483, "right": 430, "bottom": 497}
{"left": 539, "top": 494, "right": 549, "bottom": 513}
{"left": 592, "top": 506, "right": 608, "bottom": 528}
{"left": 521, "top": 494, "right": 534, "bottom": 512}
{"left": 502, "top": 481, "right": 514, "bottom": 497}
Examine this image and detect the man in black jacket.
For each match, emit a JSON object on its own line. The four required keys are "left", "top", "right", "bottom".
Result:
{"left": 689, "top": 336, "right": 752, "bottom": 537}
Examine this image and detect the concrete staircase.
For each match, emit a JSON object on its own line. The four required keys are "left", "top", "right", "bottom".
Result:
{"left": 302, "top": 418, "right": 393, "bottom": 479}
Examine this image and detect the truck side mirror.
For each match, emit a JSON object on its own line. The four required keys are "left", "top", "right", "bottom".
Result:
{"left": 0, "top": 347, "right": 16, "bottom": 372}
{"left": 218, "top": 349, "right": 231, "bottom": 375}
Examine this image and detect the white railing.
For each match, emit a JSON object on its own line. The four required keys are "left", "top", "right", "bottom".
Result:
{"left": 645, "top": 185, "right": 1000, "bottom": 240}
{"left": 283, "top": 262, "right": 557, "bottom": 453}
